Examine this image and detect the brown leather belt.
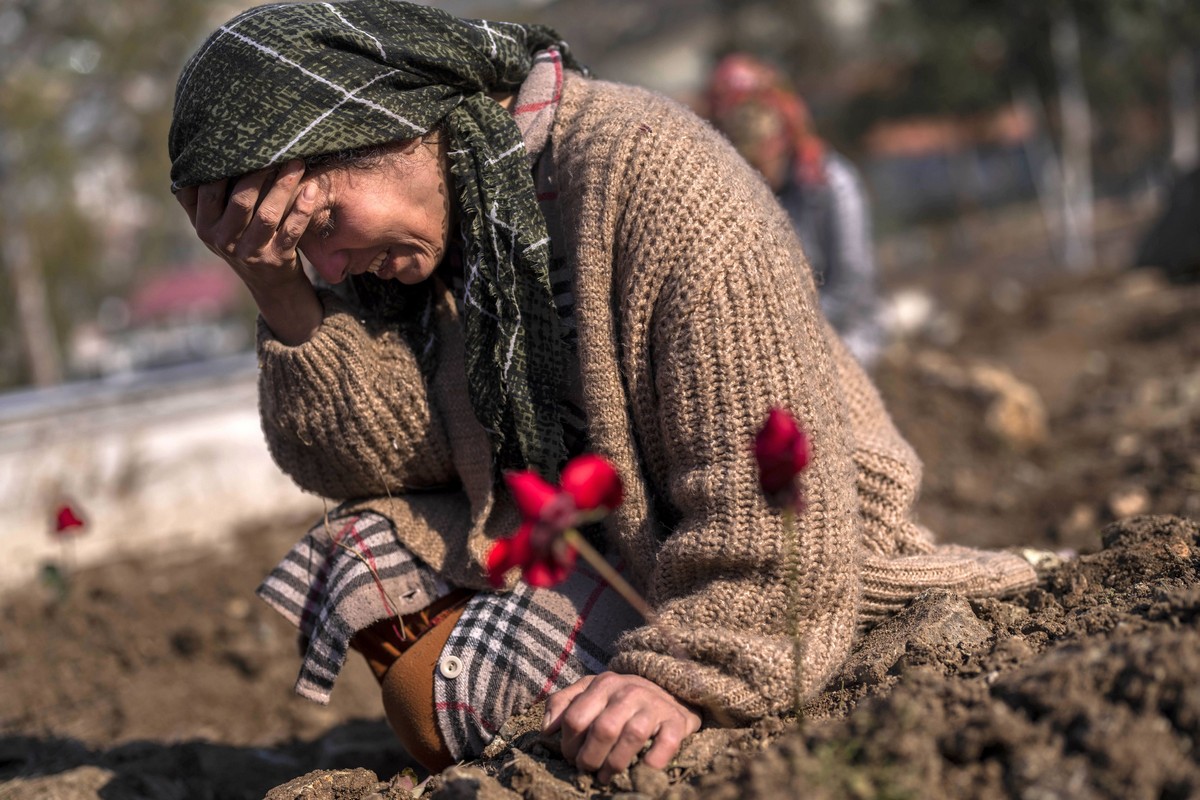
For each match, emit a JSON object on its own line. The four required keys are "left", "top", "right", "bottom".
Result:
{"left": 349, "top": 588, "right": 477, "bottom": 682}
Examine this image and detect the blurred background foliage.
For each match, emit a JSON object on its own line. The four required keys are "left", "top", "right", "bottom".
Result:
{"left": 0, "top": 0, "right": 1196, "bottom": 389}
{"left": 840, "top": 0, "right": 1200, "bottom": 170}
{"left": 1, "top": 0, "right": 252, "bottom": 387}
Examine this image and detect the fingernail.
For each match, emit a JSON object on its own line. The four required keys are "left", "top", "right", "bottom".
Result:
{"left": 301, "top": 183, "right": 317, "bottom": 201}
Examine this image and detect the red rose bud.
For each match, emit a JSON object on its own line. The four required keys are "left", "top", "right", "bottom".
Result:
{"left": 521, "top": 539, "right": 578, "bottom": 587}
{"left": 485, "top": 517, "right": 580, "bottom": 589}
{"left": 503, "top": 470, "right": 558, "bottom": 520}
{"left": 486, "top": 522, "right": 533, "bottom": 587}
{"left": 754, "top": 407, "right": 810, "bottom": 508}
{"left": 54, "top": 504, "right": 86, "bottom": 537}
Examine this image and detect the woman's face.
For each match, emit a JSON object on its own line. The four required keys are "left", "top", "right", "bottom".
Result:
{"left": 723, "top": 103, "right": 790, "bottom": 193}
{"left": 297, "top": 136, "right": 453, "bottom": 285}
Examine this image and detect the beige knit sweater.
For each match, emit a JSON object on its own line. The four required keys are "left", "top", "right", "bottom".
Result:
{"left": 256, "top": 73, "right": 1035, "bottom": 723}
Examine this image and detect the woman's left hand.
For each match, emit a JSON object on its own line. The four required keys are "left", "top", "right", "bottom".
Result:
{"left": 543, "top": 672, "right": 701, "bottom": 784}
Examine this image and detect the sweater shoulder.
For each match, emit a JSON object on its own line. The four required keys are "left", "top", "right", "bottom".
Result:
{"left": 557, "top": 73, "right": 707, "bottom": 136}
{"left": 554, "top": 73, "right": 751, "bottom": 179}
{"left": 555, "top": 72, "right": 787, "bottom": 224}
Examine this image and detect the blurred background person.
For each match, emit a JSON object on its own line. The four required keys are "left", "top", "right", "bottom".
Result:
{"left": 706, "top": 53, "right": 886, "bottom": 369}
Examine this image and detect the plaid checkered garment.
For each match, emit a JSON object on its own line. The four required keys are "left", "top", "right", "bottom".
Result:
{"left": 257, "top": 512, "right": 452, "bottom": 703}
{"left": 435, "top": 552, "right": 642, "bottom": 761}
{"left": 169, "top": 0, "right": 588, "bottom": 482}
{"left": 256, "top": 508, "right": 641, "bottom": 759}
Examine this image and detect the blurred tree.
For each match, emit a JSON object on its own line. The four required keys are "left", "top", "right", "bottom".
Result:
{"left": 1138, "top": 0, "right": 1200, "bottom": 174}
{"left": 1051, "top": 5, "right": 1095, "bottom": 269}
{"left": 0, "top": 0, "right": 237, "bottom": 388}
{"left": 844, "top": 0, "right": 1200, "bottom": 269}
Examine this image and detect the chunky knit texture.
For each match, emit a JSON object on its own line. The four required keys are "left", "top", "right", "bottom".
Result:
{"left": 257, "top": 72, "right": 1035, "bottom": 723}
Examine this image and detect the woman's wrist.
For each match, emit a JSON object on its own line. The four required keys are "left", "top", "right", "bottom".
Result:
{"left": 247, "top": 272, "right": 323, "bottom": 346}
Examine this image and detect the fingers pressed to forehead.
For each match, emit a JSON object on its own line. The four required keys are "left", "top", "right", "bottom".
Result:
{"left": 194, "top": 179, "right": 229, "bottom": 229}
{"left": 270, "top": 160, "right": 308, "bottom": 213}
{"left": 226, "top": 168, "right": 276, "bottom": 215}
{"left": 243, "top": 160, "right": 309, "bottom": 246}
{"left": 175, "top": 186, "right": 200, "bottom": 226}
{"left": 275, "top": 180, "right": 320, "bottom": 253}
{"left": 212, "top": 169, "right": 278, "bottom": 251}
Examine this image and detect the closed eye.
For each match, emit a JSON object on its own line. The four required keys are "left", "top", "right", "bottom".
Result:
{"left": 312, "top": 208, "right": 335, "bottom": 240}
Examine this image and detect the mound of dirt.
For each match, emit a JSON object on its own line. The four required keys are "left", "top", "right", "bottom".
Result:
{"left": 244, "top": 515, "right": 1200, "bottom": 800}
{"left": 873, "top": 267, "right": 1200, "bottom": 555}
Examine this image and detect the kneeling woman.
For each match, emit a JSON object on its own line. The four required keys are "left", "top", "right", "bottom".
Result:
{"left": 169, "top": 0, "right": 1036, "bottom": 781}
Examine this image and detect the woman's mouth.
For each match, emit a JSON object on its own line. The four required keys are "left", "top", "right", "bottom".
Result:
{"left": 365, "top": 251, "right": 386, "bottom": 274}
{"left": 354, "top": 245, "right": 428, "bottom": 282}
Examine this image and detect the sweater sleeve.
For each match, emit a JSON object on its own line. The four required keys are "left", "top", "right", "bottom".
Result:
{"left": 256, "top": 289, "right": 457, "bottom": 500}
{"left": 599, "top": 106, "right": 863, "bottom": 722}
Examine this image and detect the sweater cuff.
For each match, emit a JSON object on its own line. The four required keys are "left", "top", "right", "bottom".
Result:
{"left": 255, "top": 288, "right": 455, "bottom": 498}
{"left": 609, "top": 624, "right": 816, "bottom": 724}
{"left": 859, "top": 547, "right": 1037, "bottom": 623}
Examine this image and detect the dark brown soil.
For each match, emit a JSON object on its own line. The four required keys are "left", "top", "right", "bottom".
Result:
{"left": 3, "top": 222, "right": 1199, "bottom": 799}
{"left": 0, "top": 520, "right": 414, "bottom": 800}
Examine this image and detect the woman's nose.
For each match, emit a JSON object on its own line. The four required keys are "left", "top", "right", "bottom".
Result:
{"left": 300, "top": 242, "right": 350, "bottom": 284}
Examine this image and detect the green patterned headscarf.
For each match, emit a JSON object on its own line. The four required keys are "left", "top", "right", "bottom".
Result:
{"left": 169, "top": 0, "right": 582, "bottom": 479}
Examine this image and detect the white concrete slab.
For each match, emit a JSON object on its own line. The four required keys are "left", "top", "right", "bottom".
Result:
{"left": 0, "top": 354, "right": 325, "bottom": 592}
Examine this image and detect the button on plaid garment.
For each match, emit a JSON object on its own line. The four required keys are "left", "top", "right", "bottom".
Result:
{"left": 434, "top": 550, "right": 643, "bottom": 761}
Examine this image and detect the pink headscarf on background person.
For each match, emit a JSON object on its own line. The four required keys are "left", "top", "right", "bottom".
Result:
{"left": 706, "top": 53, "right": 827, "bottom": 186}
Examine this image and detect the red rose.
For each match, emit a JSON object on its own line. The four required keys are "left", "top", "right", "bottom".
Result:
{"left": 53, "top": 504, "right": 87, "bottom": 538}
{"left": 487, "top": 455, "right": 624, "bottom": 588}
{"left": 754, "top": 407, "right": 810, "bottom": 510}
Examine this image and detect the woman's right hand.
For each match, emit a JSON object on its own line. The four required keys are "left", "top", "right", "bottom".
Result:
{"left": 175, "top": 159, "right": 323, "bottom": 346}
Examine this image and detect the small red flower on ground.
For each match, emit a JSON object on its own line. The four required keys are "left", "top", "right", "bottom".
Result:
{"left": 54, "top": 504, "right": 86, "bottom": 538}
{"left": 754, "top": 406, "right": 810, "bottom": 510}
{"left": 487, "top": 455, "right": 624, "bottom": 588}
